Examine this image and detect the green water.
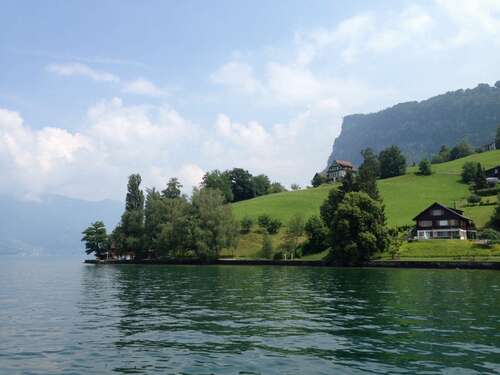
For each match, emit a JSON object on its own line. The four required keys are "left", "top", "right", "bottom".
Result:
{"left": 1, "top": 260, "right": 499, "bottom": 374}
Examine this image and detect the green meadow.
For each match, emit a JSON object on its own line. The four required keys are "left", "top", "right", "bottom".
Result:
{"left": 228, "top": 150, "right": 499, "bottom": 258}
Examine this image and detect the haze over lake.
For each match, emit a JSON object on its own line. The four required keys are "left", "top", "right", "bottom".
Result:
{"left": 1, "top": 260, "right": 499, "bottom": 374}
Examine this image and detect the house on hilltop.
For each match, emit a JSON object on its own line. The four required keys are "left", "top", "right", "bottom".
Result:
{"left": 326, "top": 160, "right": 356, "bottom": 183}
{"left": 485, "top": 165, "right": 500, "bottom": 184}
{"left": 413, "top": 202, "right": 476, "bottom": 240}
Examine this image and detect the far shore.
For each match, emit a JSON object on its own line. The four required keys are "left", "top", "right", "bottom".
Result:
{"left": 84, "top": 258, "right": 500, "bottom": 270}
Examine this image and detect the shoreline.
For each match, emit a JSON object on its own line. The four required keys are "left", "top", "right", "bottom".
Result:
{"left": 84, "top": 258, "right": 500, "bottom": 270}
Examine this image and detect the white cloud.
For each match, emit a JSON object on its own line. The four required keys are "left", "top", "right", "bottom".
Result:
{"left": 46, "top": 62, "right": 120, "bottom": 82}
{"left": 122, "top": 78, "right": 167, "bottom": 97}
{"left": 210, "top": 61, "right": 263, "bottom": 94}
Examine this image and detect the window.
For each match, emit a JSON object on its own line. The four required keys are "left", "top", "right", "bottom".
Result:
{"left": 438, "top": 220, "right": 449, "bottom": 226}
{"left": 431, "top": 209, "right": 444, "bottom": 216}
{"left": 449, "top": 219, "right": 458, "bottom": 226}
{"left": 419, "top": 220, "right": 432, "bottom": 227}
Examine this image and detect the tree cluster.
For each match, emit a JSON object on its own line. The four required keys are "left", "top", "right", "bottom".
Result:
{"left": 461, "top": 162, "right": 488, "bottom": 190}
{"left": 431, "top": 140, "right": 474, "bottom": 164}
{"left": 201, "top": 168, "right": 286, "bottom": 203}
{"left": 82, "top": 175, "right": 239, "bottom": 261}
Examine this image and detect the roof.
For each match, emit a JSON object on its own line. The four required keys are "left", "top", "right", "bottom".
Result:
{"left": 412, "top": 202, "right": 473, "bottom": 222}
{"left": 485, "top": 165, "right": 500, "bottom": 172}
{"left": 334, "top": 160, "right": 354, "bottom": 168}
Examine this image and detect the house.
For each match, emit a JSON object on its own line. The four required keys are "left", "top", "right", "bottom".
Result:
{"left": 480, "top": 142, "right": 496, "bottom": 152}
{"left": 485, "top": 165, "right": 500, "bottom": 181}
{"left": 326, "top": 160, "right": 356, "bottom": 182}
{"left": 413, "top": 202, "right": 476, "bottom": 240}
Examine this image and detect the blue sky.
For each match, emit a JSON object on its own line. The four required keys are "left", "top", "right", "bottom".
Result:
{"left": 1, "top": 0, "right": 500, "bottom": 201}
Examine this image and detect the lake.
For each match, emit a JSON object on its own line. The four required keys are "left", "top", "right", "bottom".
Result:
{"left": 1, "top": 260, "right": 499, "bottom": 374}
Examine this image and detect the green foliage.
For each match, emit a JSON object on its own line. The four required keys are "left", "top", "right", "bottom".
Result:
{"left": 269, "top": 182, "right": 287, "bottom": 194}
{"left": 156, "top": 197, "right": 193, "bottom": 258}
{"left": 253, "top": 174, "right": 271, "bottom": 197}
{"left": 201, "top": 170, "right": 234, "bottom": 203}
{"left": 320, "top": 188, "right": 345, "bottom": 227}
{"left": 387, "top": 227, "right": 405, "bottom": 259}
{"left": 467, "top": 194, "right": 481, "bottom": 205}
{"left": 261, "top": 233, "right": 273, "bottom": 259}
{"left": 311, "top": 173, "right": 327, "bottom": 187}
{"left": 125, "top": 174, "right": 144, "bottom": 211}
{"left": 379, "top": 145, "right": 406, "bottom": 179}
{"left": 491, "top": 194, "right": 500, "bottom": 230}
{"left": 280, "top": 214, "right": 305, "bottom": 259}
{"left": 340, "top": 170, "right": 358, "bottom": 194}
{"left": 257, "top": 214, "right": 282, "bottom": 234}
{"left": 119, "top": 174, "right": 146, "bottom": 258}
{"left": 323, "top": 192, "right": 388, "bottom": 265}
{"left": 479, "top": 228, "right": 500, "bottom": 243}
{"left": 417, "top": 159, "right": 432, "bottom": 175}
{"left": 461, "top": 162, "right": 478, "bottom": 183}
{"left": 290, "top": 183, "right": 301, "bottom": 191}
{"left": 240, "top": 216, "right": 254, "bottom": 234}
{"left": 474, "top": 163, "right": 488, "bottom": 191}
{"left": 303, "top": 215, "right": 328, "bottom": 254}
{"left": 228, "top": 168, "right": 257, "bottom": 202}
{"left": 162, "top": 177, "right": 183, "bottom": 199}
{"left": 356, "top": 148, "right": 380, "bottom": 200}
{"left": 432, "top": 145, "right": 451, "bottom": 164}
{"left": 450, "top": 140, "right": 473, "bottom": 161}
{"left": 475, "top": 186, "right": 500, "bottom": 196}
{"left": 81, "top": 221, "right": 108, "bottom": 259}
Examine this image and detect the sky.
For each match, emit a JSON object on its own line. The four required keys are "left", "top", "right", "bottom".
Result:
{"left": 1, "top": 0, "right": 500, "bottom": 201}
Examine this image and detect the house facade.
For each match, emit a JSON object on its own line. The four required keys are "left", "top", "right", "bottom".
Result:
{"left": 485, "top": 165, "right": 500, "bottom": 180}
{"left": 413, "top": 202, "right": 476, "bottom": 240}
{"left": 480, "top": 142, "right": 496, "bottom": 152}
{"left": 326, "top": 160, "right": 356, "bottom": 182}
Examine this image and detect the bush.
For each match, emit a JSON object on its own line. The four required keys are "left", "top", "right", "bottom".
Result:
{"left": 240, "top": 216, "right": 254, "bottom": 233}
{"left": 261, "top": 233, "right": 273, "bottom": 259}
{"left": 417, "top": 159, "right": 432, "bottom": 175}
{"left": 461, "top": 162, "right": 477, "bottom": 184}
{"left": 475, "top": 186, "right": 500, "bottom": 196}
{"left": 257, "top": 214, "right": 282, "bottom": 234}
{"left": 478, "top": 228, "right": 500, "bottom": 243}
{"left": 303, "top": 215, "right": 328, "bottom": 254}
{"left": 467, "top": 194, "right": 481, "bottom": 205}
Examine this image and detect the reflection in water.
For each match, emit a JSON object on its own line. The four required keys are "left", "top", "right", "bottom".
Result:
{"left": 1, "top": 260, "right": 499, "bottom": 374}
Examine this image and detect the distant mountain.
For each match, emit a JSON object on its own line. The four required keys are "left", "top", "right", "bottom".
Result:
{"left": 327, "top": 82, "right": 500, "bottom": 166}
{"left": 0, "top": 194, "right": 122, "bottom": 257}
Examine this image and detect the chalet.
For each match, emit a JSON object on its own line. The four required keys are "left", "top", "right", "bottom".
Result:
{"left": 485, "top": 165, "right": 500, "bottom": 183}
{"left": 480, "top": 141, "right": 496, "bottom": 152}
{"left": 413, "top": 202, "right": 476, "bottom": 240}
{"left": 326, "top": 160, "right": 356, "bottom": 182}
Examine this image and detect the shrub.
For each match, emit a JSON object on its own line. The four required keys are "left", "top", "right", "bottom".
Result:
{"left": 461, "top": 162, "right": 477, "bottom": 184}
{"left": 475, "top": 186, "right": 500, "bottom": 196}
{"left": 303, "top": 215, "right": 328, "bottom": 254}
{"left": 257, "top": 214, "right": 282, "bottom": 234}
{"left": 240, "top": 216, "right": 254, "bottom": 233}
{"left": 261, "top": 233, "right": 273, "bottom": 259}
{"left": 467, "top": 194, "right": 481, "bottom": 205}
{"left": 478, "top": 228, "right": 500, "bottom": 243}
{"left": 417, "top": 159, "right": 432, "bottom": 175}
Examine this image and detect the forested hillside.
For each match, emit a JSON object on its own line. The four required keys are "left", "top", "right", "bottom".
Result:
{"left": 328, "top": 82, "right": 500, "bottom": 166}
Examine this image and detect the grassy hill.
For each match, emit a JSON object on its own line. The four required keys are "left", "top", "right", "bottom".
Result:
{"left": 228, "top": 150, "right": 499, "bottom": 258}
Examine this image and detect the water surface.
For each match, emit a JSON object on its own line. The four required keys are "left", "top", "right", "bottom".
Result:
{"left": 1, "top": 259, "right": 499, "bottom": 374}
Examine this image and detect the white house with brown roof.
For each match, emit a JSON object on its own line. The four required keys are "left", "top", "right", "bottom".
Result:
{"left": 326, "top": 160, "right": 356, "bottom": 183}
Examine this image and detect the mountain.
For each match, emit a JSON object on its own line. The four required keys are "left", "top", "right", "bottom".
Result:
{"left": 327, "top": 82, "right": 500, "bottom": 166}
{"left": 0, "top": 194, "right": 122, "bottom": 257}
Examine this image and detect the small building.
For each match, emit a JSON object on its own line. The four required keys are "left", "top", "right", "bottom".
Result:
{"left": 326, "top": 160, "right": 356, "bottom": 182}
{"left": 485, "top": 165, "right": 500, "bottom": 179}
{"left": 413, "top": 202, "right": 476, "bottom": 240}
{"left": 480, "top": 142, "right": 496, "bottom": 152}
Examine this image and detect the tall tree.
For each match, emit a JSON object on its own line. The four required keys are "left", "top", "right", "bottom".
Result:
{"left": 121, "top": 174, "right": 145, "bottom": 258}
{"left": 450, "top": 140, "right": 473, "bottom": 160}
{"left": 162, "top": 177, "right": 183, "bottom": 199}
{"left": 418, "top": 159, "right": 432, "bottom": 175}
{"left": 125, "top": 174, "right": 144, "bottom": 211}
{"left": 311, "top": 173, "right": 327, "bottom": 187}
{"left": 340, "top": 170, "right": 358, "bottom": 194}
{"left": 82, "top": 221, "right": 108, "bottom": 259}
{"left": 356, "top": 148, "right": 380, "bottom": 200}
{"left": 474, "top": 163, "right": 488, "bottom": 190}
{"left": 379, "top": 145, "right": 407, "bottom": 179}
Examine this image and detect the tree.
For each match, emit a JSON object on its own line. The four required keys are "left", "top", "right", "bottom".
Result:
{"left": 303, "top": 215, "right": 328, "bottom": 254}
{"left": 474, "top": 163, "right": 488, "bottom": 190}
{"left": 490, "top": 194, "right": 500, "bottom": 230}
{"left": 432, "top": 145, "right": 450, "bottom": 164}
{"left": 240, "top": 216, "right": 254, "bottom": 233}
{"left": 356, "top": 148, "right": 380, "bottom": 200}
{"left": 450, "top": 140, "right": 473, "bottom": 160}
{"left": 120, "top": 174, "right": 145, "bottom": 258}
{"left": 323, "top": 192, "right": 389, "bottom": 265}
{"left": 269, "top": 182, "right": 287, "bottom": 194}
{"left": 253, "top": 174, "right": 271, "bottom": 196}
{"left": 162, "top": 177, "right": 183, "bottom": 199}
{"left": 320, "top": 188, "right": 345, "bottom": 228}
{"left": 311, "top": 173, "right": 327, "bottom": 187}
{"left": 144, "top": 188, "right": 163, "bottom": 251}
{"left": 379, "top": 145, "right": 407, "bottom": 179}
{"left": 387, "top": 227, "right": 404, "bottom": 260}
{"left": 82, "top": 221, "right": 108, "bottom": 259}
{"left": 496, "top": 125, "right": 500, "bottom": 149}
{"left": 261, "top": 233, "right": 273, "bottom": 259}
{"left": 417, "top": 159, "right": 432, "bottom": 175}
{"left": 461, "top": 162, "right": 478, "bottom": 184}
{"left": 340, "top": 170, "right": 358, "bottom": 194}
{"left": 201, "top": 170, "right": 233, "bottom": 202}
{"left": 280, "top": 214, "right": 305, "bottom": 259}
{"left": 228, "top": 168, "right": 256, "bottom": 202}
{"left": 190, "top": 188, "right": 240, "bottom": 260}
